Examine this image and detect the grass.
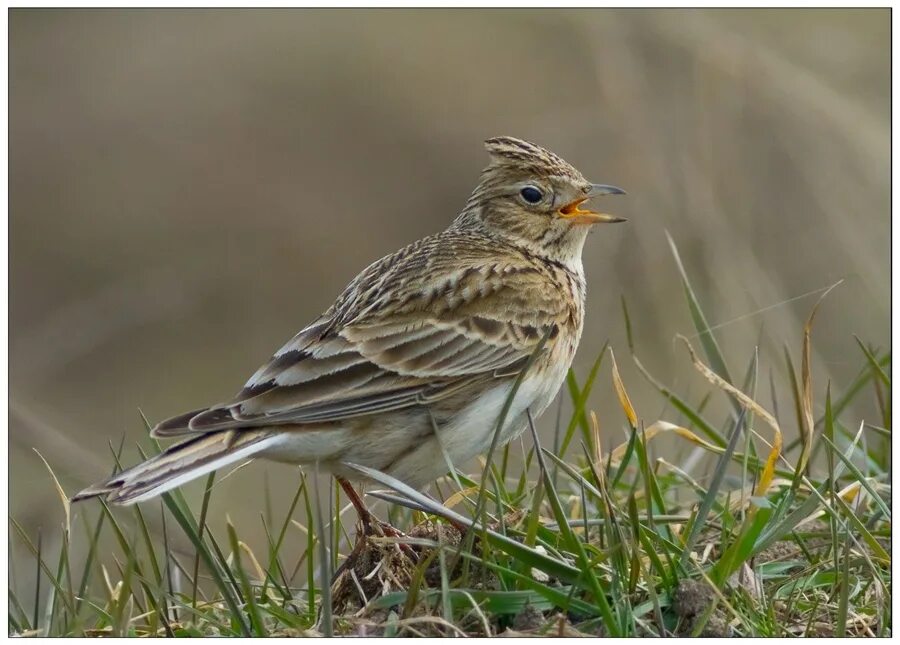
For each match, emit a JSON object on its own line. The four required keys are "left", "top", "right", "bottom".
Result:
{"left": 9, "top": 242, "right": 891, "bottom": 637}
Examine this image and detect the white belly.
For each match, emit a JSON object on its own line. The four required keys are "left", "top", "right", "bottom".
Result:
{"left": 383, "top": 353, "right": 572, "bottom": 487}
{"left": 261, "top": 339, "right": 578, "bottom": 490}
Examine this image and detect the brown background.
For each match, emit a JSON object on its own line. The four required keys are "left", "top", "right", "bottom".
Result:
{"left": 10, "top": 9, "right": 889, "bottom": 579}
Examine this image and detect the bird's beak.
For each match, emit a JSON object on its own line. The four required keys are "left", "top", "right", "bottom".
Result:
{"left": 558, "top": 183, "right": 627, "bottom": 225}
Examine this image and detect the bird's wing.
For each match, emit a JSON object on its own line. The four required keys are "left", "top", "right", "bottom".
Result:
{"left": 152, "top": 234, "right": 573, "bottom": 437}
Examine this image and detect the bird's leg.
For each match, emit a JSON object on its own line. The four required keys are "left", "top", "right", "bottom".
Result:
{"left": 330, "top": 479, "right": 420, "bottom": 607}
{"left": 336, "top": 477, "right": 405, "bottom": 539}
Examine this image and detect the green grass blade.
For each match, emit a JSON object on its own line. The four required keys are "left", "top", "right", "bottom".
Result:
{"left": 830, "top": 494, "right": 889, "bottom": 562}
{"left": 823, "top": 352, "right": 890, "bottom": 426}
{"left": 191, "top": 472, "right": 216, "bottom": 615}
{"left": 345, "top": 462, "right": 585, "bottom": 585}
{"left": 710, "top": 499, "right": 774, "bottom": 585}
{"left": 680, "top": 409, "right": 746, "bottom": 565}
{"left": 10, "top": 519, "right": 76, "bottom": 620}
{"left": 311, "top": 464, "right": 332, "bottom": 637}
{"left": 559, "top": 342, "right": 608, "bottom": 459}
{"left": 836, "top": 531, "right": 851, "bottom": 637}
{"left": 159, "top": 492, "right": 250, "bottom": 636}
{"left": 226, "top": 518, "right": 266, "bottom": 636}
{"left": 374, "top": 586, "right": 560, "bottom": 616}
{"left": 853, "top": 336, "right": 890, "bottom": 388}
{"left": 820, "top": 435, "right": 890, "bottom": 520}
{"left": 33, "top": 528, "right": 41, "bottom": 631}
{"left": 666, "top": 231, "right": 735, "bottom": 389}
{"left": 469, "top": 329, "right": 553, "bottom": 537}
{"left": 620, "top": 295, "right": 635, "bottom": 354}
{"left": 258, "top": 516, "right": 291, "bottom": 601}
{"left": 9, "top": 584, "right": 32, "bottom": 634}
{"left": 524, "top": 411, "right": 618, "bottom": 633}
{"left": 110, "top": 538, "right": 136, "bottom": 636}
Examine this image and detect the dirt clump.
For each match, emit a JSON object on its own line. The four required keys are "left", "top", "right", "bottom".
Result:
{"left": 673, "top": 579, "right": 732, "bottom": 637}
{"left": 511, "top": 602, "right": 545, "bottom": 632}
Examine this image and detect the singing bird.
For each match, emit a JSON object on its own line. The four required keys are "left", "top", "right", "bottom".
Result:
{"left": 73, "top": 136, "right": 625, "bottom": 530}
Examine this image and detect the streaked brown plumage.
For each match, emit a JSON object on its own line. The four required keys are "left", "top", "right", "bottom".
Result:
{"left": 73, "top": 136, "right": 625, "bottom": 508}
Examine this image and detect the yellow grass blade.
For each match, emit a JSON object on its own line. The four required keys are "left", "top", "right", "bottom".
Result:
{"left": 444, "top": 486, "right": 483, "bottom": 510}
{"left": 609, "top": 348, "right": 637, "bottom": 428}
{"left": 239, "top": 541, "right": 267, "bottom": 583}
{"left": 609, "top": 421, "right": 723, "bottom": 465}
{"left": 799, "top": 280, "right": 843, "bottom": 473}
{"left": 34, "top": 449, "right": 70, "bottom": 535}
{"left": 678, "top": 336, "right": 783, "bottom": 496}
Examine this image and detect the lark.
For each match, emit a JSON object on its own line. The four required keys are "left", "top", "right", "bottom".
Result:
{"left": 73, "top": 136, "right": 625, "bottom": 528}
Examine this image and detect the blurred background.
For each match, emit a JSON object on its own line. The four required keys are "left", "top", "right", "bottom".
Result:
{"left": 10, "top": 8, "right": 889, "bottom": 585}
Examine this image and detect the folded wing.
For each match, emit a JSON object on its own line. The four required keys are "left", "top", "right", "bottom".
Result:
{"left": 152, "top": 238, "right": 569, "bottom": 438}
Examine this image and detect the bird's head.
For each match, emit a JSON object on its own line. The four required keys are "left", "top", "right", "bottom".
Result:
{"left": 457, "top": 136, "right": 625, "bottom": 262}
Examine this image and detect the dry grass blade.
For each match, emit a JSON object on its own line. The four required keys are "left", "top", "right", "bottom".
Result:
{"left": 238, "top": 542, "right": 267, "bottom": 585}
{"left": 442, "top": 485, "right": 482, "bottom": 510}
{"left": 610, "top": 421, "right": 722, "bottom": 464}
{"left": 33, "top": 449, "right": 70, "bottom": 535}
{"left": 799, "top": 280, "right": 842, "bottom": 473}
{"left": 610, "top": 347, "right": 637, "bottom": 427}
{"left": 630, "top": 353, "right": 726, "bottom": 447}
{"left": 678, "top": 335, "right": 782, "bottom": 496}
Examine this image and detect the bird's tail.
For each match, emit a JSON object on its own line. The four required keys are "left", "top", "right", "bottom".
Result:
{"left": 71, "top": 430, "right": 276, "bottom": 505}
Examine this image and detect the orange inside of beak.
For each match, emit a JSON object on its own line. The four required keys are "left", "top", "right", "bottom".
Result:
{"left": 558, "top": 198, "right": 625, "bottom": 225}
{"left": 559, "top": 197, "right": 598, "bottom": 224}
{"left": 559, "top": 198, "right": 597, "bottom": 218}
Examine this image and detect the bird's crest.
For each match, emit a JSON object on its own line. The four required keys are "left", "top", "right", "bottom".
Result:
{"left": 484, "top": 136, "right": 584, "bottom": 181}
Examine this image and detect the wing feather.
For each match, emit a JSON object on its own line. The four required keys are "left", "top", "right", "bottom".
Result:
{"left": 151, "top": 234, "right": 575, "bottom": 438}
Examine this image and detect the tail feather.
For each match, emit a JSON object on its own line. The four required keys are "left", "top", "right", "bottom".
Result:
{"left": 149, "top": 407, "right": 209, "bottom": 438}
{"left": 72, "top": 430, "right": 275, "bottom": 505}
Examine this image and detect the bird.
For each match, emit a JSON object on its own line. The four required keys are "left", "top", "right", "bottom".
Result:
{"left": 72, "top": 136, "right": 625, "bottom": 532}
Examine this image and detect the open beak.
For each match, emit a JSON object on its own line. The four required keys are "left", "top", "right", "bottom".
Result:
{"left": 558, "top": 183, "right": 627, "bottom": 225}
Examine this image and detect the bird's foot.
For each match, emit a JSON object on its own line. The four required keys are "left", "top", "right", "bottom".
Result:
{"left": 356, "top": 511, "right": 418, "bottom": 563}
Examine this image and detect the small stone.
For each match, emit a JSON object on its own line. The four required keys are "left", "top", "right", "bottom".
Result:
{"left": 530, "top": 545, "right": 550, "bottom": 582}
{"left": 728, "top": 562, "right": 763, "bottom": 601}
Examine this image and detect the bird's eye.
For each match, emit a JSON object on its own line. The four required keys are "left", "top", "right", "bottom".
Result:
{"left": 520, "top": 186, "right": 543, "bottom": 204}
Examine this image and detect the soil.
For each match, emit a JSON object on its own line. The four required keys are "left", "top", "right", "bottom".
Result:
{"left": 672, "top": 579, "right": 732, "bottom": 637}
